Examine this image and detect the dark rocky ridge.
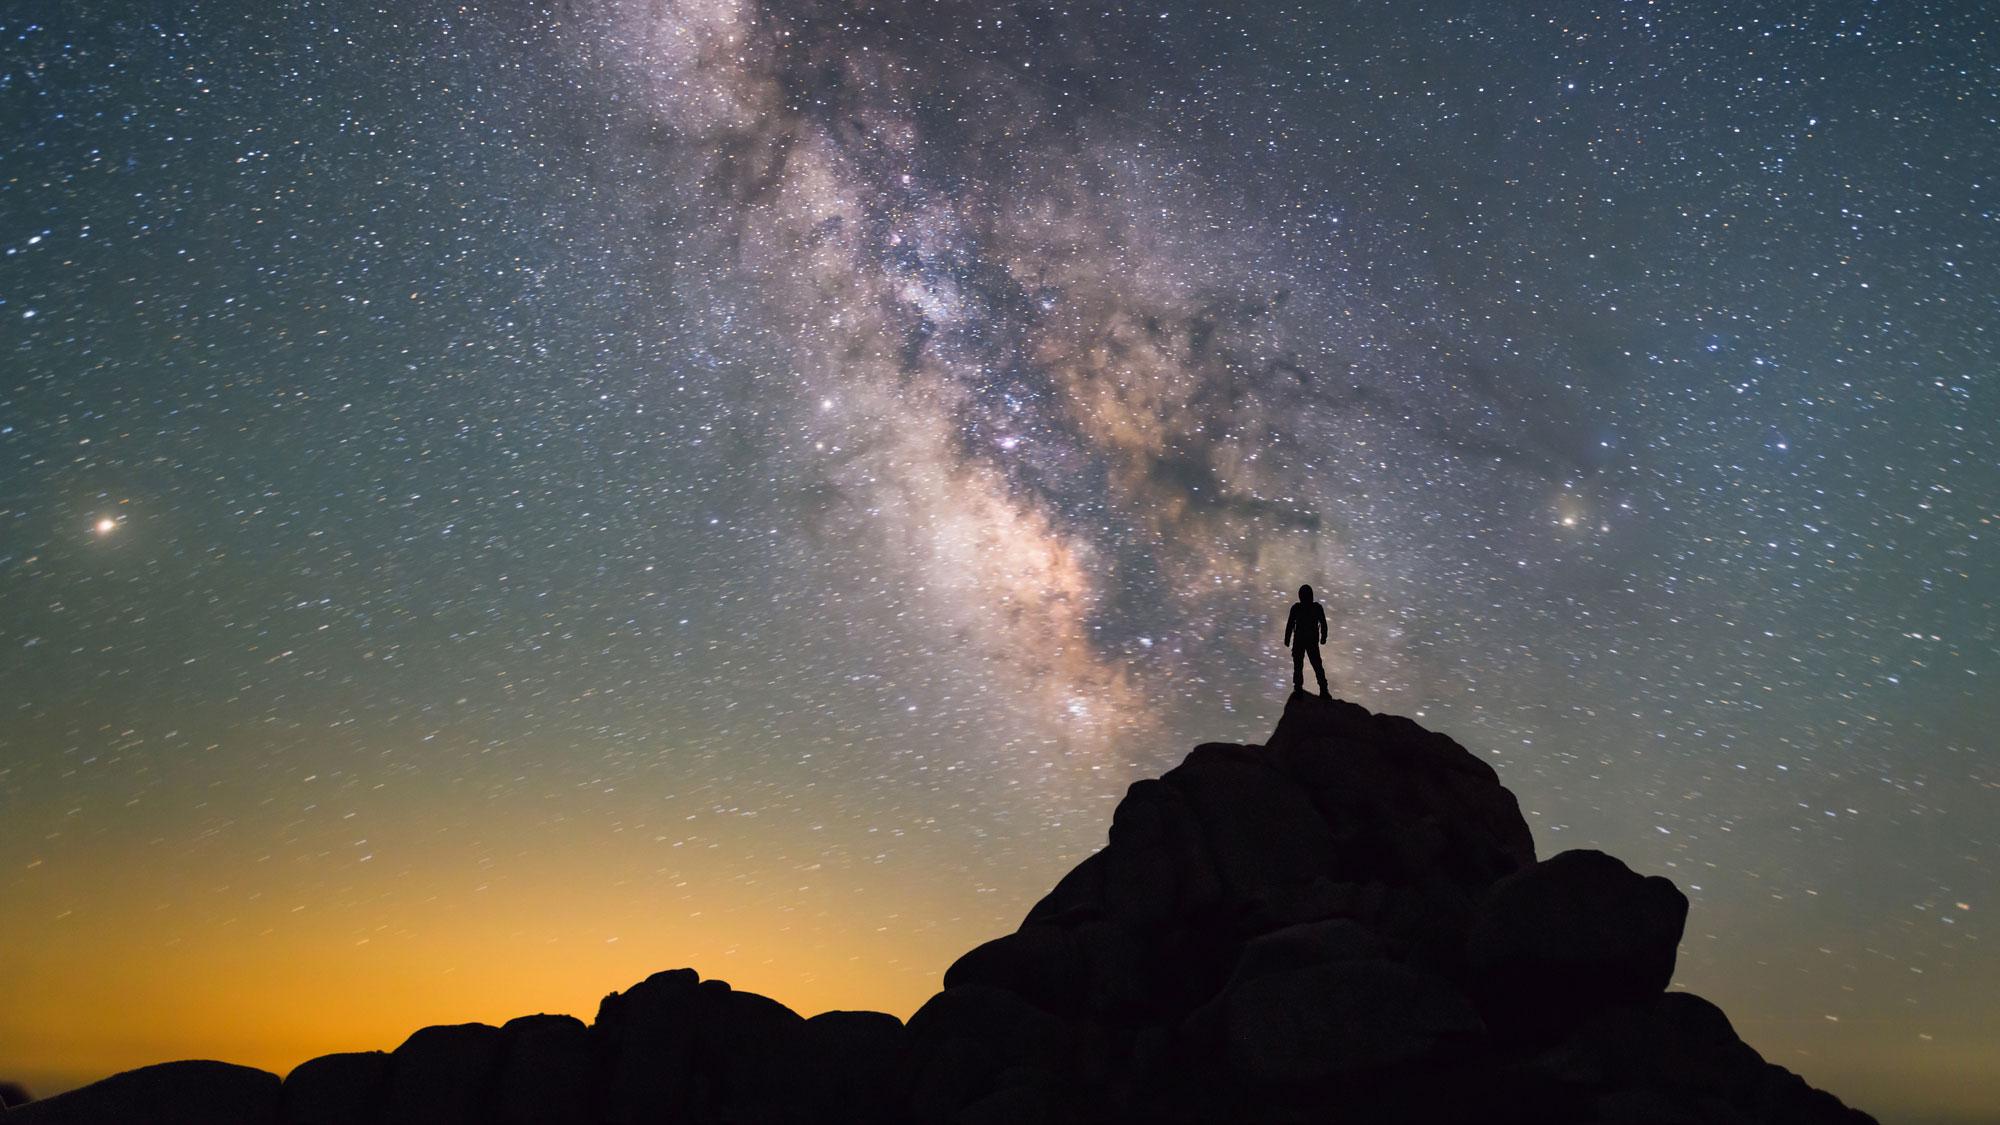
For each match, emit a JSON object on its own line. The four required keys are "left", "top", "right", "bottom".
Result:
{"left": 4, "top": 694, "right": 1876, "bottom": 1123}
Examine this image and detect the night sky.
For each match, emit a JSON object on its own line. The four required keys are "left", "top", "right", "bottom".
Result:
{"left": 2, "top": 2, "right": 1994, "bottom": 1120}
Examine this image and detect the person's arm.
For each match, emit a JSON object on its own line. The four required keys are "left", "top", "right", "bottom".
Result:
{"left": 1283, "top": 606, "right": 1294, "bottom": 647}
{"left": 1319, "top": 605, "right": 1328, "bottom": 645}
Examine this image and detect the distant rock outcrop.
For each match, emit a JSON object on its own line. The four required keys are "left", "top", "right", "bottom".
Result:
{"left": 0, "top": 1061, "right": 277, "bottom": 1125}
{"left": 3, "top": 693, "right": 1876, "bottom": 1123}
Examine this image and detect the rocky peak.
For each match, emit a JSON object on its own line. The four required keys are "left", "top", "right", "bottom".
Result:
{"left": 4, "top": 695, "right": 1875, "bottom": 1124}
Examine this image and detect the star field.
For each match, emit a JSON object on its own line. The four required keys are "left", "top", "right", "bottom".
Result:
{"left": 2, "top": 3, "right": 1994, "bottom": 1120}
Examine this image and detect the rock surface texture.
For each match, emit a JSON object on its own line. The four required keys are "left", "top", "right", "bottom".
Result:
{"left": 3, "top": 694, "right": 1876, "bottom": 1123}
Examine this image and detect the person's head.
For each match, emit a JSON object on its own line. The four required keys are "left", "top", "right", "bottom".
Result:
{"left": 1298, "top": 584, "right": 1314, "bottom": 602}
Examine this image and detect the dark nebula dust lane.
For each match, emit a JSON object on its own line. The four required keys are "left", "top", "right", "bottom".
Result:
{"left": 1, "top": 2, "right": 1994, "bottom": 1118}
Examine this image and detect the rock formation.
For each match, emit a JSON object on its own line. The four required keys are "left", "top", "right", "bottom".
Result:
{"left": 3, "top": 693, "right": 1876, "bottom": 1123}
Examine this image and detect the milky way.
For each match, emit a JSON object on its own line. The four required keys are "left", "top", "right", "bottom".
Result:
{"left": 580, "top": 0, "right": 1576, "bottom": 741}
{"left": 1, "top": 3, "right": 1994, "bottom": 1118}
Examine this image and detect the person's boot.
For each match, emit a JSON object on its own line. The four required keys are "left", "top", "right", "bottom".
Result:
{"left": 1318, "top": 682, "right": 1331, "bottom": 699}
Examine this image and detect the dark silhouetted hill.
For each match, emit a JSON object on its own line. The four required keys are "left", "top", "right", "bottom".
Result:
{"left": 2, "top": 693, "right": 1875, "bottom": 1123}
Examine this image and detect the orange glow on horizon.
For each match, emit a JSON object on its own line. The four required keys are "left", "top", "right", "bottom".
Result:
{"left": 4, "top": 866, "right": 970, "bottom": 1097}
{"left": 0, "top": 742, "right": 1070, "bottom": 1102}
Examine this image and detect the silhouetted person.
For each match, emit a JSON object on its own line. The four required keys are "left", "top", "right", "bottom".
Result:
{"left": 1284, "top": 584, "right": 1330, "bottom": 697}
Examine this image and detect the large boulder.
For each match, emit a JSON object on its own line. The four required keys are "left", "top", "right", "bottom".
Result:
{"left": 5, "top": 1060, "right": 279, "bottom": 1124}
{"left": 494, "top": 1014, "right": 595, "bottom": 1125}
{"left": 788, "top": 1010, "right": 908, "bottom": 1123}
{"left": 280, "top": 1051, "right": 388, "bottom": 1125}
{"left": 957, "top": 692, "right": 1542, "bottom": 1036}
{"left": 945, "top": 924, "right": 1088, "bottom": 1016}
{"left": 592, "top": 969, "right": 813, "bottom": 1123}
{"left": 1224, "top": 917, "right": 1384, "bottom": 986}
{"left": 1158, "top": 744, "right": 1344, "bottom": 904}
{"left": 1536, "top": 993, "right": 1877, "bottom": 1124}
{"left": 1040, "top": 776, "right": 1221, "bottom": 931}
{"left": 0, "top": 1084, "right": 29, "bottom": 1111}
{"left": 905, "top": 985, "right": 1076, "bottom": 1122}
{"left": 1266, "top": 695, "right": 1537, "bottom": 887}
{"left": 684, "top": 980, "right": 809, "bottom": 1121}
{"left": 383, "top": 1023, "right": 506, "bottom": 1125}
{"left": 1466, "top": 849, "right": 1689, "bottom": 1039}
{"left": 595, "top": 968, "right": 703, "bottom": 1124}
{"left": 1218, "top": 958, "right": 1485, "bottom": 1085}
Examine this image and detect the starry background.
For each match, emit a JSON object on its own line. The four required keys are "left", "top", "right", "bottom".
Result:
{"left": 2, "top": 2, "right": 1994, "bottom": 1120}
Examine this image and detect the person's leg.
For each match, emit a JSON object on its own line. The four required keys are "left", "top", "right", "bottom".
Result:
{"left": 1307, "top": 645, "right": 1329, "bottom": 695}
{"left": 1292, "top": 646, "right": 1304, "bottom": 691}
